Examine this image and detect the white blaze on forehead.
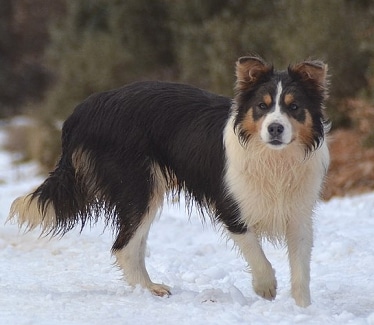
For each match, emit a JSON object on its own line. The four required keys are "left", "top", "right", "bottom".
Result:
{"left": 274, "top": 81, "right": 283, "bottom": 114}
{"left": 260, "top": 81, "right": 293, "bottom": 148}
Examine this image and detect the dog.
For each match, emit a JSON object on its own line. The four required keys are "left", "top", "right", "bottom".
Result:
{"left": 8, "top": 56, "right": 330, "bottom": 307}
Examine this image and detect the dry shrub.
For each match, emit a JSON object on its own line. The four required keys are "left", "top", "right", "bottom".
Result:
{"left": 3, "top": 118, "right": 35, "bottom": 162}
{"left": 3, "top": 118, "right": 61, "bottom": 171}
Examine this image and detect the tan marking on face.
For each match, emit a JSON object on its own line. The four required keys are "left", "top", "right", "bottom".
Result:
{"left": 263, "top": 94, "right": 272, "bottom": 107}
{"left": 292, "top": 110, "right": 314, "bottom": 147}
{"left": 241, "top": 109, "right": 263, "bottom": 138}
{"left": 284, "top": 94, "right": 294, "bottom": 106}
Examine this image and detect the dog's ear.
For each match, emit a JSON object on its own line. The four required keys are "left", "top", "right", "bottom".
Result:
{"left": 289, "top": 60, "right": 329, "bottom": 99}
{"left": 235, "top": 56, "right": 273, "bottom": 92}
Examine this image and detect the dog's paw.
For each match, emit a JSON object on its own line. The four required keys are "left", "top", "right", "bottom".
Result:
{"left": 253, "top": 272, "right": 277, "bottom": 301}
{"left": 149, "top": 283, "right": 171, "bottom": 297}
{"left": 292, "top": 287, "right": 311, "bottom": 307}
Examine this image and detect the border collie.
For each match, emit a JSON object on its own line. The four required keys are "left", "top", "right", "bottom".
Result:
{"left": 8, "top": 56, "right": 330, "bottom": 307}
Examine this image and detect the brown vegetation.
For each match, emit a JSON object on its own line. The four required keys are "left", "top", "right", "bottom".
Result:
{"left": 324, "top": 100, "right": 374, "bottom": 199}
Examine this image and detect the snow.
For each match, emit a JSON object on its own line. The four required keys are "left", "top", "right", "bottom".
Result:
{"left": 0, "top": 131, "right": 373, "bottom": 325}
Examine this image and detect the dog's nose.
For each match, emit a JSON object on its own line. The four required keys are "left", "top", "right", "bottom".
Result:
{"left": 268, "top": 123, "right": 284, "bottom": 137}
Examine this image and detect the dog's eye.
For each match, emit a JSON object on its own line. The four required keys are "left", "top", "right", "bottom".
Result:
{"left": 289, "top": 103, "right": 299, "bottom": 111}
{"left": 258, "top": 103, "right": 268, "bottom": 110}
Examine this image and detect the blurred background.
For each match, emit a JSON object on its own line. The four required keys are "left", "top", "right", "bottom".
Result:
{"left": 1, "top": 0, "right": 373, "bottom": 199}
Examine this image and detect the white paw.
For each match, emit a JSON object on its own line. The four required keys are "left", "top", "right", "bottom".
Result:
{"left": 253, "top": 279, "right": 277, "bottom": 301}
{"left": 292, "top": 287, "right": 311, "bottom": 307}
{"left": 148, "top": 283, "right": 171, "bottom": 297}
{"left": 253, "top": 269, "right": 277, "bottom": 301}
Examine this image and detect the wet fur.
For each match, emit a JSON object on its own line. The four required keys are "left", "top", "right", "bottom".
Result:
{"left": 8, "top": 56, "right": 330, "bottom": 307}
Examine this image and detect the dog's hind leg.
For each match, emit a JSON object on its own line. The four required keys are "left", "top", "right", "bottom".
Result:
{"left": 112, "top": 165, "right": 170, "bottom": 296}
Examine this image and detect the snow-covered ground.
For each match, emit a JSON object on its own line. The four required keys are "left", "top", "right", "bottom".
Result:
{"left": 1, "top": 131, "right": 373, "bottom": 325}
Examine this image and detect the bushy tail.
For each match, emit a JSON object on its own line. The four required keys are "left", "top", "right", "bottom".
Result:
{"left": 8, "top": 156, "right": 90, "bottom": 236}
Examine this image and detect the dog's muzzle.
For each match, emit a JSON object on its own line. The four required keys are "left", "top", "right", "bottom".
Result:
{"left": 267, "top": 122, "right": 285, "bottom": 146}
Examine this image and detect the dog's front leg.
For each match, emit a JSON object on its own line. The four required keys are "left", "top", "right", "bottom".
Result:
{"left": 230, "top": 230, "right": 277, "bottom": 301}
{"left": 286, "top": 216, "right": 313, "bottom": 307}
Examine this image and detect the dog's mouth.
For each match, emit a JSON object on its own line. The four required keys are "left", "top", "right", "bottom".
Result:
{"left": 267, "top": 137, "right": 295, "bottom": 149}
{"left": 269, "top": 139, "right": 283, "bottom": 146}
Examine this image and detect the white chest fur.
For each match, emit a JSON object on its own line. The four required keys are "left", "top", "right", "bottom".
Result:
{"left": 223, "top": 117, "right": 329, "bottom": 241}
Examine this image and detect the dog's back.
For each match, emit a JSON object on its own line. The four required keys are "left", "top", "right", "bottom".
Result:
{"left": 10, "top": 81, "right": 232, "bottom": 236}
{"left": 67, "top": 81, "right": 233, "bottom": 213}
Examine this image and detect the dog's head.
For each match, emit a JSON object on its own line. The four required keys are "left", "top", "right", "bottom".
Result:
{"left": 233, "top": 56, "right": 329, "bottom": 154}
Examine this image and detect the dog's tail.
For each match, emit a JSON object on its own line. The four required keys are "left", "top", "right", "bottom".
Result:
{"left": 8, "top": 155, "right": 91, "bottom": 236}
